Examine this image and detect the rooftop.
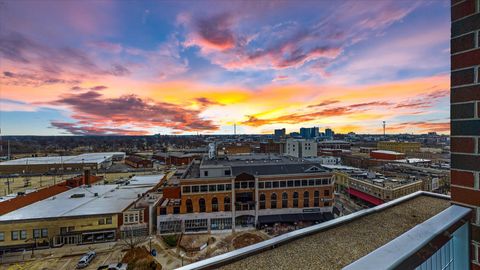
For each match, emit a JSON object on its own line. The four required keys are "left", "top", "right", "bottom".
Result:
{"left": 0, "top": 174, "right": 163, "bottom": 221}
{"left": 178, "top": 192, "right": 450, "bottom": 270}
{"left": 0, "top": 152, "right": 125, "bottom": 166}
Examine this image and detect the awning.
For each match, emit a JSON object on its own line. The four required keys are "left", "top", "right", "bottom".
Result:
{"left": 348, "top": 188, "right": 384, "bottom": 206}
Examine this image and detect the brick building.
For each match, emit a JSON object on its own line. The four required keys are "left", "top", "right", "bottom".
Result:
{"left": 370, "top": 150, "right": 406, "bottom": 160}
{"left": 124, "top": 155, "right": 153, "bottom": 168}
{"left": 450, "top": 0, "right": 480, "bottom": 268}
{"left": 157, "top": 154, "right": 334, "bottom": 234}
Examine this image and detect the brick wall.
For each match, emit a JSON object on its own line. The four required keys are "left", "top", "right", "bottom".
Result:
{"left": 450, "top": 0, "right": 480, "bottom": 268}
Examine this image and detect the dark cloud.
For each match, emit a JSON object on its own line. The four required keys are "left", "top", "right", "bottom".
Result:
{"left": 48, "top": 91, "right": 219, "bottom": 134}
{"left": 70, "top": 85, "right": 108, "bottom": 91}
{"left": 308, "top": 100, "right": 340, "bottom": 108}
{"left": 196, "top": 13, "right": 235, "bottom": 50}
{"left": 243, "top": 101, "right": 392, "bottom": 127}
{"left": 109, "top": 64, "right": 131, "bottom": 76}
{"left": 0, "top": 31, "right": 131, "bottom": 78}
{"left": 2, "top": 70, "right": 81, "bottom": 86}
{"left": 51, "top": 121, "right": 148, "bottom": 136}
{"left": 194, "top": 97, "right": 223, "bottom": 108}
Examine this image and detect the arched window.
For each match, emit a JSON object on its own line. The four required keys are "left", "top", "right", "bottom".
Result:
{"left": 212, "top": 197, "right": 218, "bottom": 212}
{"left": 303, "top": 191, "right": 309, "bottom": 208}
{"left": 224, "top": 197, "right": 231, "bottom": 211}
{"left": 259, "top": 193, "right": 266, "bottom": 209}
{"left": 282, "top": 192, "right": 288, "bottom": 208}
{"left": 293, "top": 192, "right": 299, "bottom": 208}
{"left": 271, "top": 193, "right": 277, "bottom": 209}
{"left": 199, "top": 198, "right": 206, "bottom": 212}
{"left": 314, "top": 191, "right": 320, "bottom": 207}
{"left": 186, "top": 199, "right": 193, "bottom": 213}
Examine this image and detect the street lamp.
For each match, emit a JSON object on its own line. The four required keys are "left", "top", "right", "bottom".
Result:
{"left": 149, "top": 236, "right": 153, "bottom": 254}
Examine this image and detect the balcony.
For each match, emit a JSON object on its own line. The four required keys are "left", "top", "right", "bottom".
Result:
{"left": 175, "top": 191, "right": 472, "bottom": 270}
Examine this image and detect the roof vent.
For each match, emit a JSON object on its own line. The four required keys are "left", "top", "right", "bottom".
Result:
{"left": 94, "top": 193, "right": 99, "bottom": 197}
{"left": 70, "top": 193, "right": 86, "bottom": 198}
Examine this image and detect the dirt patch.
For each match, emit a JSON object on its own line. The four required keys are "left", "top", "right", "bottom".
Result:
{"left": 122, "top": 246, "right": 162, "bottom": 270}
{"left": 232, "top": 233, "right": 264, "bottom": 249}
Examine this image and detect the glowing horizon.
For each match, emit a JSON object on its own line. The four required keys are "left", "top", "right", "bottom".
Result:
{"left": 0, "top": 0, "right": 450, "bottom": 135}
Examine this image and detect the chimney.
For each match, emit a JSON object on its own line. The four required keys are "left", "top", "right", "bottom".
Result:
{"left": 84, "top": 169, "right": 91, "bottom": 185}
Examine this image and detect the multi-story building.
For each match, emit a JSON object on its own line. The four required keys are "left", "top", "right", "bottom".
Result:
{"left": 300, "top": 127, "right": 319, "bottom": 139}
{"left": 0, "top": 175, "right": 164, "bottom": 253}
{"left": 273, "top": 128, "right": 286, "bottom": 140}
{"left": 285, "top": 139, "right": 317, "bottom": 158}
{"left": 377, "top": 141, "right": 421, "bottom": 154}
{"left": 259, "top": 139, "right": 285, "bottom": 155}
{"left": 370, "top": 150, "right": 405, "bottom": 160}
{"left": 124, "top": 155, "right": 153, "bottom": 168}
{"left": 157, "top": 154, "right": 334, "bottom": 234}
{"left": 327, "top": 165, "right": 423, "bottom": 205}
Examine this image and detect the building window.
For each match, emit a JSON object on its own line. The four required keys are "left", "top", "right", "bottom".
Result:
{"left": 259, "top": 193, "right": 266, "bottom": 209}
{"left": 0, "top": 232, "right": 4, "bottom": 241}
{"left": 199, "top": 198, "right": 206, "bottom": 212}
{"left": 41, "top": 228, "right": 48, "bottom": 238}
{"left": 272, "top": 181, "right": 279, "bottom": 188}
{"left": 200, "top": 185, "right": 208, "bottom": 192}
{"left": 225, "top": 170, "right": 231, "bottom": 176}
{"left": 173, "top": 207, "right": 180, "bottom": 214}
{"left": 217, "top": 184, "right": 225, "bottom": 191}
{"left": 106, "top": 217, "right": 112, "bottom": 224}
{"left": 209, "top": 185, "right": 217, "bottom": 192}
{"left": 204, "top": 171, "right": 208, "bottom": 177}
{"left": 302, "top": 180, "right": 308, "bottom": 186}
{"left": 287, "top": 181, "right": 294, "bottom": 187}
{"left": 224, "top": 197, "right": 231, "bottom": 211}
{"left": 248, "top": 181, "right": 254, "bottom": 188}
{"left": 226, "top": 184, "right": 232, "bottom": 191}
{"left": 20, "top": 230, "right": 27, "bottom": 240}
{"left": 241, "top": 182, "right": 248, "bottom": 189}
{"left": 192, "top": 186, "right": 200, "bottom": 193}
{"left": 325, "top": 201, "right": 330, "bottom": 207}
{"left": 271, "top": 193, "right": 277, "bottom": 209}
{"left": 303, "top": 191, "right": 309, "bottom": 208}
{"left": 183, "top": 186, "right": 191, "bottom": 193}
{"left": 293, "top": 192, "right": 299, "bottom": 208}
{"left": 324, "top": 189, "right": 330, "bottom": 196}
{"left": 259, "top": 182, "right": 264, "bottom": 189}
{"left": 186, "top": 199, "right": 193, "bottom": 213}
{"left": 235, "top": 182, "right": 241, "bottom": 189}
{"left": 11, "top": 231, "right": 19, "bottom": 240}
{"left": 314, "top": 191, "right": 320, "bottom": 207}
{"left": 99, "top": 218, "right": 105, "bottom": 225}
{"left": 282, "top": 192, "right": 288, "bottom": 208}
{"left": 294, "top": 180, "right": 301, "bottom": 187}
{"left": 309, "top": 180, "right": 315, "bottom": 186}
{"left": 160, "top": 208, "right": 167, "bottom": 215}
{"left": 280, "top": 181, "right": 286, "bottom": 188}
{"left": 265, "top": 182, "right": 272, "bottom": 188}
{"left": 33, "top": 229, "right": 41, "bottom": 239}
{"left": 212, "top": 197, "right": 219, "bottom": 212}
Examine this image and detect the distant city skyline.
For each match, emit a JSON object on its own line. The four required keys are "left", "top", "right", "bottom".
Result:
{"left": 0, "top": 0, "right": 450, "bottom": 135}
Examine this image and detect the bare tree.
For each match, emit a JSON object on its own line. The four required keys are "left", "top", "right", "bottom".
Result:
{"left": 120, "top": 225, "right": 148, "bottom": 250}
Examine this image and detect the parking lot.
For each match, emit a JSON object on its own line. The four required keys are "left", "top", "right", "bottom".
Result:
{"left": 0, "top": 243, "right": 125, "bottom": 270}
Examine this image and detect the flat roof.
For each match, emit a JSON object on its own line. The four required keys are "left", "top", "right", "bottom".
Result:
{"left": 0, "top": 152, "right": 125, "bottom": 166}
{"left": 219, "top": 195, "right": 449, "bottom": 270}
{"left": 0, "top": 174, "right": 162, "bottom": 221}
{"left": 371, "top": 150, "right": 404, "bottom": 155}
{"left": 178, "top": 192, "right": 450, "bottom": 270}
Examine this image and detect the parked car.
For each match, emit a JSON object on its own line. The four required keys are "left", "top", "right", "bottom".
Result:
{"left": 97, "top": 263, "right": 128, "bottom": 270}
{"left": 77, "top": 251, "right": 96, "bottom": 269}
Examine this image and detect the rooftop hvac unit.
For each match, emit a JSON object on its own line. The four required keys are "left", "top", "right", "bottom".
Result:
{"left": 70, "top": 193, "right": 86, "bottom": 198}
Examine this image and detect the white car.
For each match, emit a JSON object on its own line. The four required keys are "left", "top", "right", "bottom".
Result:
{"left": 77, "top": 251, "right": 96, "bottom": 269}
{"left": 97, "top": 263, "right": 128, "bottom": 270}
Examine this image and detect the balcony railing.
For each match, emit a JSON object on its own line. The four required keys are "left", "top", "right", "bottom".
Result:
{"left": 344, "top": 204, "right": 471, "bottom": 270}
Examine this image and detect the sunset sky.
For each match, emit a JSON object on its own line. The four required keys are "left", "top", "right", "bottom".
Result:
{"left": 0, "top": 0, "right": 450, "bottom": 136}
